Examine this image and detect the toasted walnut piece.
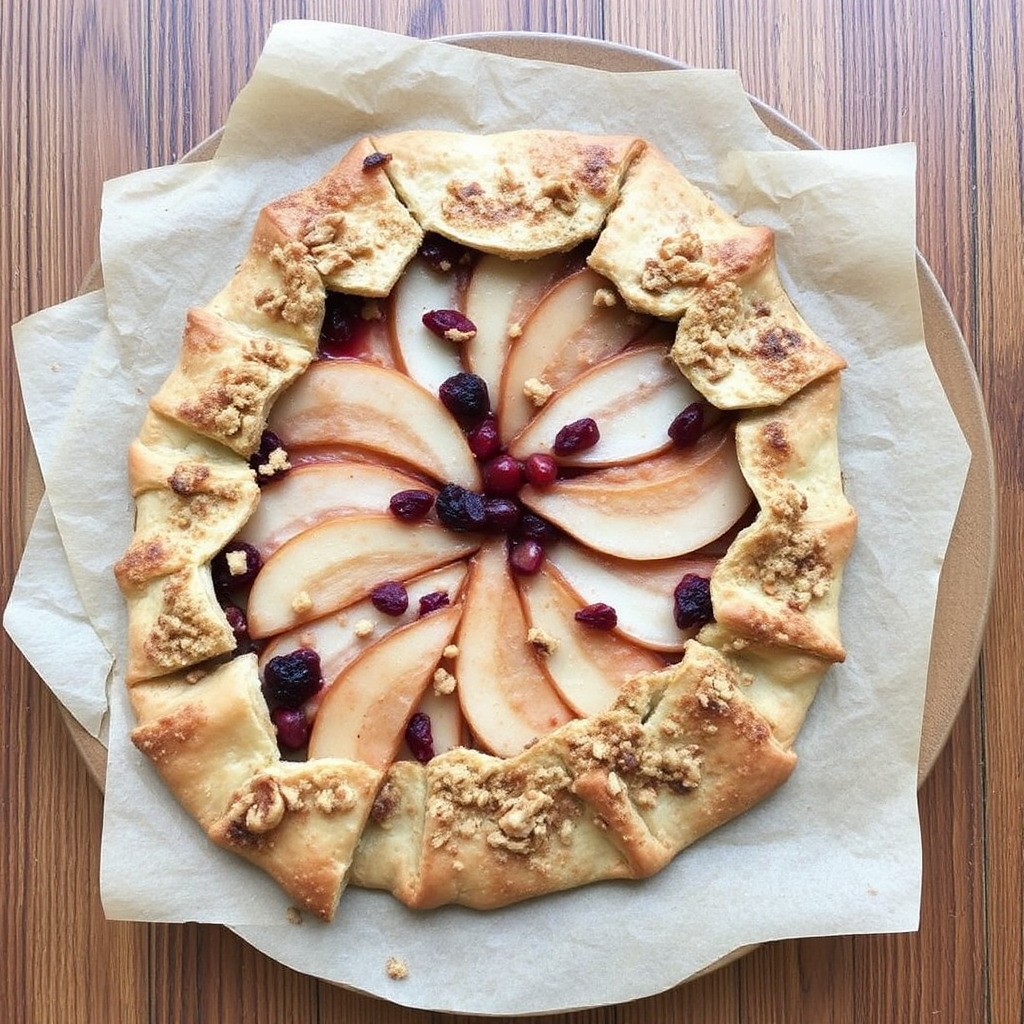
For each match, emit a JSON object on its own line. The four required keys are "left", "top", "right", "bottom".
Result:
{"left": 253, "top": 242, "right": 323, "bottom": 327}
{"left": 433, "top": 667, "right": 457, "bottom": 695}
{"left": 592, "top": 287, "right": 618, "bottom": 307}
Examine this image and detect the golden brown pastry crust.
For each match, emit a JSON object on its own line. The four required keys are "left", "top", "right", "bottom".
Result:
{"left": 116, "top": 130, "right": 855, "bottom": 921}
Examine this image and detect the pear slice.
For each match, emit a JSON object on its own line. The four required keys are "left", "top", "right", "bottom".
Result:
{"left": 389, "top": 256, "right": 465, "bottom": 395}
{"left": 267, "top": 361, "right": 480, "bottom": 490}
{"left": 246, "top": 514, "right": 479, "bottom": 638}
{"left": 455, "top": 540, "right": 574, "bottom": 756}
{"left": 517, "top": 565, "right": 665, "bottom": 715}
{"left": 236, "top": 459, "right": 434, "bottom": 558}
{"left": 307, "top": 603, "right": 462, "bottom": 769}
{"left": 498, "top": 268, "right": 648, "bottom": 439}
{"left": 545, "top": 538, "right": 719, "bottom": 652}
{"left": 258, "top": 562, "right": 468, "bottom": 715}
{"left": 463, "top": 251, "right": 568, "bottom": 403}
{"left": 508, "top": 345, "right": 701, "bottom": 467}
{"left": 521, "top": 427, "right": 752, "bottom": 561}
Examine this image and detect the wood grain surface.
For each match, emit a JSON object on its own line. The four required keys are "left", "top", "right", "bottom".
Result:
{"left": 0, "top": 1, "right": 1018, "bottom": 1021}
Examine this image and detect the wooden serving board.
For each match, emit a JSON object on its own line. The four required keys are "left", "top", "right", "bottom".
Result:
{"left": 40, "top": 34, "right": 996, "bottom": 797}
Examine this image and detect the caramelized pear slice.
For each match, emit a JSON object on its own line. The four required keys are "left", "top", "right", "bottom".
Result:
{"left": 267, "top": 361, "right": 480, "bottom": 489}
{"left": 246, "top": 515, "right": 478, "bottom": 638}
{"left": 498, "top": 268, "right": 647, "bottom": 439}
{"left": 237, "top": 459, "right": 434, "bottom": 558}
{"left": 307, "top": 603, "right": 462, "bottom": 770}
{"left": 455, "top": 541, "right": 574, "bottom": 756}
{"left": 517, "top": 565, "right": 664, "bottom": 715}
{"left": 545, "top": 538, "right": 719, "bottom": 652}
{"left": 508, "top": 345, "right": 701, "bottom": 467}
{"left": 521, "top": 427, "right": 752, "bottom": 560}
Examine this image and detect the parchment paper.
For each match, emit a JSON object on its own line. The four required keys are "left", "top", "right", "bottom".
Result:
{"left": 4, "top": 22, "right": 971, "bottom": 1015}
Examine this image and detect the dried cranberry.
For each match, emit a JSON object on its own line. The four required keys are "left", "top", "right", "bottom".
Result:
{"left": 668, "top": 403, "right": 705, "bottom": 448}
{"left": 438, "top": 372, "right": 490, "bottom": 427}
{"left": 370, "top": 580, "right": 409, "bottom": 616}
{"left": 272, "top": 706, "right": 310, "bottom": 751}
{"left": 248, "top": 429, "right": 290, "bottom": 484}
{"left": 222, "top": 603, "right": 256, "bottom": 656}
{"left": 418, "top": 591, "right": 451, "bottom": 616}
{"left": 516, "top": 512, "right": 560, "bottom": 547}
{"left": 418, "top": 233, "right": 471, "bottom": 273}
{"left": 523, "top": 452, "right": 558, "bottom": 489}
{"left": 575, "top": 602, "right": 618, "bottom": 630}
{"left": 483, "top": 496, "right": 522, "bottom": 533}
{"left": 318, "top": 291, "right": 362, "bottom": 358}
{"left": 361, "top": 150, "right": 392, "bottom": 170}
{"left": 553, "top": 417, "right": 600, "bottom": 455}
{"left": 435, "top": 483, "right": 488, "bottom": 532}
{"left": 673, "top": 574, "right": 713, "bottom": 629}
{"left": 482, "top": 454, "right": 524, "bottom": 497}
{"left": 423, "top": 308, "right": 477, "bottom": 341}
{"left": 211, "top": 542, "right": 263, "bottom": 594}
{"left": 467, "top": 417, "right": 501, "bottom": 460}
{"left": 262, "top": 648, "right": 323, "bottom": 708}
{"left": 405, "top": 712, "right": 436, "bottom": 763}
{"left": 509, "top": 538, "right": 545, "bottom": 575}
{"left": 388, "top": 488, "right": 435, "bottom": 522}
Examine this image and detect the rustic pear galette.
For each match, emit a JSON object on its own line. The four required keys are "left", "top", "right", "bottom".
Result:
{"left": 114, "top": 130, "right": 856, "bottom": 921}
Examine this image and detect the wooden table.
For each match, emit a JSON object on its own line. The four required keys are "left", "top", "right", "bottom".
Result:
{"left": 1, "top": 1, "right": 1017, "bottom": 1020}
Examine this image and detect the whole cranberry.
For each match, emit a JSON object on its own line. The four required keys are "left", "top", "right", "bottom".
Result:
{"left": 482, "top": 454, "right": 524, "bottom": 496}
{"left": 673, "top": 574, "right": 713, "bottom": 629}
{"left": 262, "top": 648, "right": 324, "bottom": 708}
{"left": 438, "top": 372, "right": 491, "bottom": 427}
{"left": 553, "top": 417, "right": 600, "bottom": 455}
{"left": 467, "top": 417, "right": 502, "bottom": 460}
{"left": 574, "top": 602, "right": 618, "bottom": 630}
{"left": 509, "top": 538, "right": 545, "bottom": 575}
{"left": 668, "top": 403, "right": 705, "bottom": 448}
{"left": 370, "top": 580, "right": 409, "bottom": 617}
{"left": 272, "top": 706, "right": 310, "bottom": 751}
{"left": 523, "top": 452, "right": 558, "bottom": 489}
{"left": 405, "top": 712, "right": 436, "bottom": 763}
{"left": 211, "top": 542, "right": 262, "bottom": 594}
{"left": 435, "top": 483, "right": 488, "bottom": 532}
{"left": 388, "top": 488, "right": 435, "bottom": 522}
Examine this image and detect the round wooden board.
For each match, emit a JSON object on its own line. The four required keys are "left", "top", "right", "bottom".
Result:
{"left": 43, "top": 33, "right": 995, "bottom": 800}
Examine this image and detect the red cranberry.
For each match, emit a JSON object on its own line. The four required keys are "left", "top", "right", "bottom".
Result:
{"left": 467, "top": 417, "right": 501, "bottom": 460}
{"left": 516, "top": 512, "right": 560, "bottom": 547}
{"left": 418, "top": 233, "right": 471, "bottom": 273}
{"left": 438, "top": 372, "right": 491, "bottom": 427}
{"left": 370, "top": 580, "right": 409, "bottom": 616}
{"left": 248, "top": 430, "right": 290, "bottom": 484}
{"left": 262, "top": 649, "right": 323, "bottom": 708}
{"left": 524, "top": 452, "right": 558, "bottom": 489}
{"left": 483, "top": 496, "right": 522, "bottom": 533}
{"left": 482, "top": 454, "right": 524, "bottom": 496}
{"left": 574, "top": 602, "right": 618, "bottom": 630}
{"left": 272, "top": 706, "right": 310, "bottom": 751}
{"left": 388, "top": 488, "right": 435, "bottom": 522}
{"left": 418, "top": 591, "right": 451, "bottom": 616}
{"left": 405, "top": 712, "right": 435, "bottom": 763}
{"left": 435, "top": 483, "right": 488, "bottom": 532}
{"left": 668, "top": 403, "right": 705, "bottom": 448}
{"left": 211, "top": 542, "right": 262, "bottom": 594}
{"left": 673, "top": 574, "right": 713, "bottom": 629}
{"left": 423, "top": 308, "right": 477, "bottom": 340}
{"left": 509, "top": 539, "right": 545, "bottom": 575}
{"left": 553, "top": 417, "right": 600, "bottom": 455}
{"left": 222, "top": 603, "right": 256, "bottom": 656}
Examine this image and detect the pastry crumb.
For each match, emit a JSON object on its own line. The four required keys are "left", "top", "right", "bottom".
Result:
{"left": 442, "top": 643, "right": 459, "bottom": 659}
{"left": 360, "top": 299, "right": 383, "bottom": 320}
{"left": 433, "top": 667, "right": 457, "bottom": 695}
{"left": 259, "top": 446, "right": 291, "bottom": 477}
{"left": 592, "top": 287, "right": 617, "bottom": 307}
{"left": 527, "top": 627, "right": 559, "bottom": 657}
{"left": 444, "top": 326, "right": 476, "bottom": 343}
{"left": 523, "top": 377, "right": 553, "bottom": 407}
{"left": 353, "top": 618, "right": 375, "bottom": 638}
{"left": 385, "top": 956, "right": 409, "bottom": 980}
{"left": 226, "top": 549, "right": 249, "bottom": 577}
{"left": 285, "top": 906, "right": 303, "bottom": 925}
{"left": 508, "top": 321, "right": 523, "bottom": 339}
{"left": 291, "top": 590, "right": 313, "bottom": 614}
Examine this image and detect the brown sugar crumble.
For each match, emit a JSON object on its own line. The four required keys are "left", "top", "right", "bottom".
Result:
{"left": 385, "top": 956, "right": 409, "bottom": 981}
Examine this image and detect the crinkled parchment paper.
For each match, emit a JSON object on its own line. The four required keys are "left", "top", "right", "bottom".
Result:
{"left": 4, "top": 21, "right": 971, "bottom": 1015}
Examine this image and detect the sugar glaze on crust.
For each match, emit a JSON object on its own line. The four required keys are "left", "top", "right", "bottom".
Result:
{"left": 114, "top": 130, "right": 856, "bottom": 921}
